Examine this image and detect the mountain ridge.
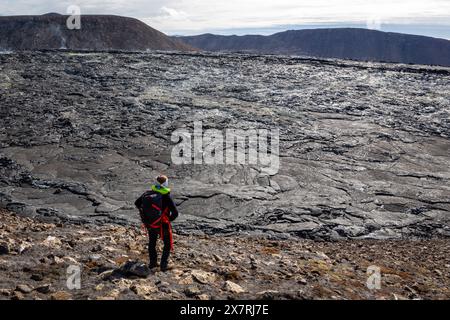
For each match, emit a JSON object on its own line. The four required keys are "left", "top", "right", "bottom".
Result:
{"left": 0, "top": 14, "right": 194, "bottom": 52}
{"left": 177, "top": 28, "right": 450, "bottom": 67}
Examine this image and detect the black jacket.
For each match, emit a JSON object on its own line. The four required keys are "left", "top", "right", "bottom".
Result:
{"left": 135, "top": 189, "right": 179, "bottom": 222}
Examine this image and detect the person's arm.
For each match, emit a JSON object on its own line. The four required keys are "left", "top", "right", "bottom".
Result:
{"left": 134, "top": 194, "right": 143, "bottom": 210}
{"left": 167, "top": 195, "right": 179, "bottom": 221}
{"left": 135, "top": 193, "right": 145, "bottom": 222}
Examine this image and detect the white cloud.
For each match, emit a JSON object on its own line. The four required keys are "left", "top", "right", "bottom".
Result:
{"left": 159, "top": 6, "right": 187, "bottom": 19}
{"left": 146, "top": 0, "right": 450, "bottom": 33}
{"left": 1, "top": 0, "right": 449, "bottom": 34}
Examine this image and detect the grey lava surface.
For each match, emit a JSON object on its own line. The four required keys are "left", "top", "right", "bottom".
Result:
{"left": 1, "top": 51, "right": 449, "bottom": 240}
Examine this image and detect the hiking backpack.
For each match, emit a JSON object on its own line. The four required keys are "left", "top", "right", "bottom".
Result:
{"left": 138, "top": 191, "right": 164, "bottom": 227}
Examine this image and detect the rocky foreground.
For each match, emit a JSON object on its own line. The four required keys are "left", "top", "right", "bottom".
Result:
{"left": 0, "top": 209, "right": 449, "bottom": 300}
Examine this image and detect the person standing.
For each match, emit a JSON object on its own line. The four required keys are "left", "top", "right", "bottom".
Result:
{"left": 135, "top": 175, "right": 178, "bottom": 271}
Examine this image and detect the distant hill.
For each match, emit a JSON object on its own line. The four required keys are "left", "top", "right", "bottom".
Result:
{"left": 177, "top": 28, "right": 450, "bottom": 67}
{"left": 0, "top": 14, "right": 194, "bottom": 51}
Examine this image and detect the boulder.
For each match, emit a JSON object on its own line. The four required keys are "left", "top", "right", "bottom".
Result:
{"left": 50, "top": 291, "right": 73, "bottom": 300}
{"left": 256, "top": 290, "right": 280, "bottom": 299}
{"left": 42, "top": 236, "right": 62, "bottom": 247}
{"left": 117, "top": 261, "right": 150, "bottom": 278}
{"left": 191, "top": 269, "right": 217, "bottom": 284}
{"left": 30, "top": 274, "right": 44, "bottom": 281}
{"left": 15, "top": 284, "right": 33, "bottom": 294}
{"left": 11, "top": 291, "right": 25, "bottom": 300}
{"left": 35, "top": 284, "right": 52, "bottom": 294}
{"left": 223, "top": 280, "right": 246, "bottom": 294}
{"left": 184, "top": 286, "right": 201, "bottom": 297}
{"left": 0, "top": 289, "right": 11, "bottom": 296}
{"left": 130, "top": 281, "right": 158, "bottom": 297}
{"left": 0, "top": 242, "right": 10, "bottom": 255}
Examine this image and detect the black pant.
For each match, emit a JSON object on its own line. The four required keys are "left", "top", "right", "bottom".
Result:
{"left": 148, "top": 224, "right": 171, "bottom": 268}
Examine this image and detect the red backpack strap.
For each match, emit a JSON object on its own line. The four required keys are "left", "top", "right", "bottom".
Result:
{"left": 151, "top": 204, "right": 161, "bottom": 211}
{"left": 148, "top": 216, "right": 162, "bottom": 229}
{"left": 161, "top": 208, "right": 174, "bottom": 251}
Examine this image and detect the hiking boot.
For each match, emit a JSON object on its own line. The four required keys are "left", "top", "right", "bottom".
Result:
{"left": 149, "top": 262, "right": 158, "bottom": 269}
{"left": 160, "top": 264, "right": 172, "bottom": 272}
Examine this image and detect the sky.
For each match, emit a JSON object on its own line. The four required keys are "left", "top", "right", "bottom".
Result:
{"left": 0, "top": 0, "right": 449, "bottom": 38}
